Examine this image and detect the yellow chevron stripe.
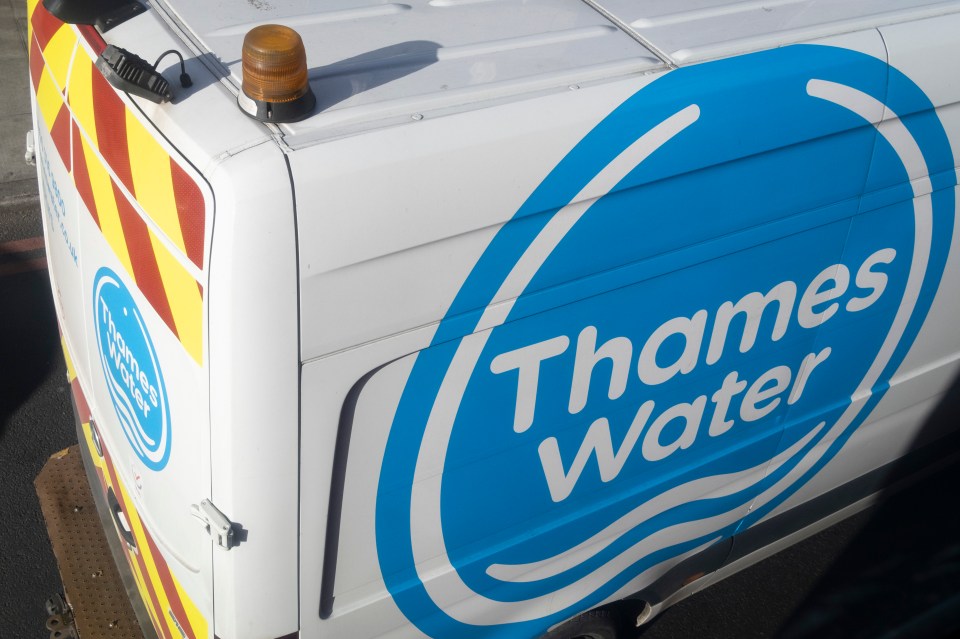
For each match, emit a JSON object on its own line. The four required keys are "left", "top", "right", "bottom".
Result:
{"left": 80, "top": 427, "right": 165, "bottom": 639}
{"left": 60, "top": 335, "right": 77, "bottom": 383}
{"left": 150, "top": 232, "right": 203, "bottom": 365}
{"left": 123, "top": 551, "right": 153, "bottom": 616}
{"left": 63, "top": 40, "right": 207, "bottom": 370}
{"left": 115, "top": 479, "right": 182, "bottom": 639}
{"left": 80, "top": 422, "right": 94, "bottom": 459}
{"left": 26, "top": 0, "right": 40, "bottom": 41}
{"left": 139, "top": 586, "right": 165, "bottom": 638}
{"left": 172, "top": 576, "right": 208, "bottom": 639}
{"left": 41, "top": 23, "right": 77, "bottom": 91}
{"left": 129, "top": 558, "right": 166, "bottom": 639}
{"left": 80, "top": 426, "right": 107, "bottom": 480}
{"left": 78, "top": 425, "right": 177, "bottom": 639}
{"left": 143, "top": 603, "right": 167, "bottom": 639}
{"left": 114, "top": 499, "right": 168, "bottom": 637}
{"left": 79, "top": 133, "right": 135, "bottom": 276}
{"left": 68, "top": 56, "right": 98, "bottom": 148}
{"left": 35, "top": 66, "right": 63, "bottom": 133}
{"left": 73, "top": 58, "right": 203, "bottom": 366}
{"left": 125, "top": 110, "right": 189, "bottom": 256}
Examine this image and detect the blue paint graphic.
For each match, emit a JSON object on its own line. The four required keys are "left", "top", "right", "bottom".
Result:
{"left": 38, "top": 138, "right": 77, "bottom": 267}
{"left": 93, "top": 267, "right": 171, "bottom": 470}
{"left": 376, "top": 45, "right": 955, "bottom": 638}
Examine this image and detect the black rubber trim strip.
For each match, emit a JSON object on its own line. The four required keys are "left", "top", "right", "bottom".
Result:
{"left": 629, "top": 537, "right": 733, "bottom": 605}
{"left": 319, "top": 364, "right": 387, "bottom": 620}
{"left": 316, "top": 377, "right": 960, "bottom": 616}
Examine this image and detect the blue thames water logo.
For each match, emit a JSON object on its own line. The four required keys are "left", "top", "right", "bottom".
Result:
{"left": 376, "top": 45, "right": 955, "bottom": 638}
{"left": 94, "top": 267, "right": 171, "bottom": 471}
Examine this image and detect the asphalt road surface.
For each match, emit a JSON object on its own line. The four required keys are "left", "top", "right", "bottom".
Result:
{"left": 1, "top": 197, "right": 959, "bottom": 638}
{"left": 1, "top": 196, "right": 77, "bottom": 639}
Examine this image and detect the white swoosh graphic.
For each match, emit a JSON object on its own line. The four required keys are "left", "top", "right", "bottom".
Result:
{"left": 410, "top": 105, "right": 702, "bottom": 624}
{"left": 406, "top": 78, "right": 934, "bottom": 628}
{"left": 486, "top": 422, "right": 821, "bottom": 582}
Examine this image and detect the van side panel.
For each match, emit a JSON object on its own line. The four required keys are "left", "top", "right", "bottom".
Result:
{"left": 746, "top": 13, "right": 960, "bottom": 530}
{"left": 295, "top": 72, "right": 639, "bottom": 639}
{"left": 292, "top": 29, "right": 960, "bottom": 639}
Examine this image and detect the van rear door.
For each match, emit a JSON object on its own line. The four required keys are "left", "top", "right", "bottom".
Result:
{"left": 30, "top": 2, "right": 215, "bottom": 637}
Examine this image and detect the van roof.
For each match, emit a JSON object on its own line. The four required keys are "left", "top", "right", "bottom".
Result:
{"left": 595, "top": 0, "right": 960, "bottom": 62}
{"left": 157, "top": 0, "right": 960, "bottom": 144}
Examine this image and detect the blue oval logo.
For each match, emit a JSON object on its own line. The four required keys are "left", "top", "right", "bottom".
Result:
{"left": 93, "top": 267, "right": 171, "bottom": 471}
{"left": 376, "top": 45, "right": 955, "bottom": 638}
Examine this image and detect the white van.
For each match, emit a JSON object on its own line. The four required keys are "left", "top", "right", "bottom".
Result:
{"left": 30, "top": 0, "right": 960, "bottom": 638}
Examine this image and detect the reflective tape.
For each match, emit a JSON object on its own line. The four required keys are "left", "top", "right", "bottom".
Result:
{"left": 65, "top": 337, "right": 209, "bottom": 639}
{"left": 31, "top": 1, "right": 208, "bottom": 365}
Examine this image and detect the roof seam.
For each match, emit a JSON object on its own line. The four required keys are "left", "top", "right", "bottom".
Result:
{"left": 578, "top": 0, "right": 678, "bottom": 68}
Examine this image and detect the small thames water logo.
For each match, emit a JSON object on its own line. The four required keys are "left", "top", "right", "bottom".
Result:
{"left": 94, "top": 267, "right": 171, "bottom": 470}
{"left": 375, "top": 44, "right": 955, "bottom": 639}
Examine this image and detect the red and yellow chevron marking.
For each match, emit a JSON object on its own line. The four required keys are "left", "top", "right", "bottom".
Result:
{"left": 64, "top": 339, "right": 210, "bottom": 639}
{"left": 28, "top": 1, "right": 74, "bottom": 171}
{"left": 71, "top": 120, "right": 205, "bottom": 363}
{"left": 66, "top": 39, "right": 206, "bottom": 271}
{"left": 29, "top": 0, "right": 207, "bottom": 365}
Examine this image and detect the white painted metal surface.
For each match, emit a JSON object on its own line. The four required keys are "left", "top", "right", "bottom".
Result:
{"left": 594, "top": 0, "right": 960, "bottom": 62}
{"left": 152, "top": 0, "right": 960, "bottom": 141}
{"left": 103, "top": 7, "right": 272, "bottom": 174}
{"left": 763, "top": 12, "right": 960, "bottom": 521}
{"left": 290, "top": 16, "right": 960, "bottom": 639}
{"left": 33, "top": 2, "right": 960, "bottom": 639}
{"left": 154, "top": 0, "right": 661, "bottom": 142}
{"left": 32, "top": 2, "right": 299, "bottom": 637}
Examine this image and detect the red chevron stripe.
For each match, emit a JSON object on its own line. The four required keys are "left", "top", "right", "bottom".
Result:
{"left": 82, "top": 427, "right": 109, "bottom": 496}
{"left": 146, "top": 605, "right": 171, "bottom": 639}
{"left": 128, "top": 527, "right": 175, "bottom": 639}
{"left": 69, "top": 377, "right": 91, "bottom": 422}
{"left": 101, "top": 448, "right": 174, "bottom": 639}
{"left": 91, "top": 68, "right": 135, "bottom": 194}
{"left": 30, "top": 2, "right": 62, "bottom": 51}
{"left": 71, "top": 123, "right": 100, "bottom": 227}
{"left": 76, "top": 24, "right": 106, "bottom": 55}
{"left": 94, "top": 464, "right": 107, "bottom": 494}
{"left": 112, "top": 183, "right": 179, "bottom": 337}
{"left": 142, "top": 525, "right": 198, "bottom": 639}
{"left": 29, "top": 34, "right": 44, "bottom": 92}
{"left": 50, "top": 105, "right": 72, "bottom": 170}
{"left": 169, "top": 159, "right": 205, "bottom": 268}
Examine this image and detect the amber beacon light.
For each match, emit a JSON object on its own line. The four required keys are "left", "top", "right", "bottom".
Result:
{"left": 238, "top": 24, "right": 316, "bottom": 123}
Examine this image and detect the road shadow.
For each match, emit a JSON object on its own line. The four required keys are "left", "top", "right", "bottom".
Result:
{"left": 626, "top": 372, "right": 960, "bottom": 639}
{"left": 0, "top": 249, "right": 59, "bottom": 437}
{"left": 776, "top": 371, "right": 960, "bottom": 639}
{"left": 0, "top": 246, "right": 76, "bottom": 639}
